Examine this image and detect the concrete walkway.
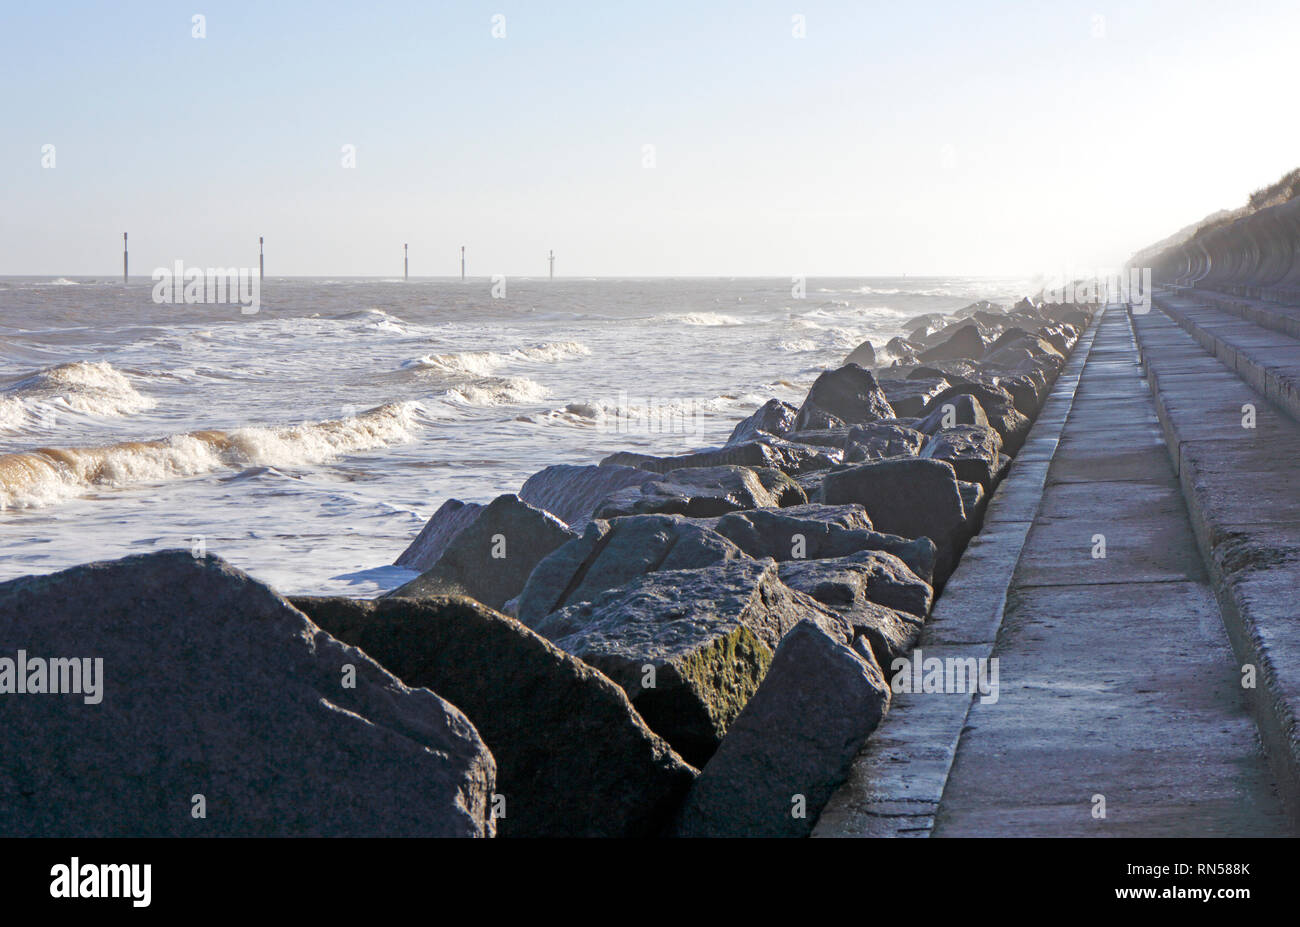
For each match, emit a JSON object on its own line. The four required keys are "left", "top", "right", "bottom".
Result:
{"left": 933, "top": 307, "right": 1284, "bottom": 835}
{"left": 817, "top": 306, "right": 1288, "bottom": 836}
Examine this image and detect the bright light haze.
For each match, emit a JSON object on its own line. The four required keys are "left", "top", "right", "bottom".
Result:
{"left": 2, "top": 0, "right": 1297, "bottom": 277}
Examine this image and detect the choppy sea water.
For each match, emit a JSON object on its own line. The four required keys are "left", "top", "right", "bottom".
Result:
{"left": 0, "top": 276, "right": 1032, "bottom": 595}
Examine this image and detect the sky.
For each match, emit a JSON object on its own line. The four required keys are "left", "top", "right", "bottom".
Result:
{"left": 1, "top": 0, "right": 1297, "bottom": 278}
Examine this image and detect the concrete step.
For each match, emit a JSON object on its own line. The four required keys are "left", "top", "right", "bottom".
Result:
{"left": 1165, "top": 285, "right": 1300, "bottom": 340}
{"left": 1153, "top": 289, "right": 1300, "bottom": 420}
{"left": 1178, "top": 282, "right": 1300, "bottom": 311}
{"left": 1130, "top": 303, "right": 1300, "bottom": 820}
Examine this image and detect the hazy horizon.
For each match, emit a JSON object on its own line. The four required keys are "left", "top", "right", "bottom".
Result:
{"left": 4, "top": 0, "right": 1298, "bottom": 278}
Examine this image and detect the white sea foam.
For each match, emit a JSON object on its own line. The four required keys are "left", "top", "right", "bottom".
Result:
{"left": 0, "top": 397, "right": 26, "bottom": 432}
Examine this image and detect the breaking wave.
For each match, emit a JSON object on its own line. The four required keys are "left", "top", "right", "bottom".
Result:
{"left": 439, "top": 376, "right": 548, "bottom": 406}
{"left": 518, "top": 390, "right": 772, "bottom": 428}
{"left": 0, "top": 402, "right": 423, "bottom": 510}
{"left": 404, "top": 341, "right": 590, "bottom": 376}
{"left": 656, "top": 312, "right": 746, "bottom": 327}
{"left": 1, "top": 362, "right": 155, "bottom": 429}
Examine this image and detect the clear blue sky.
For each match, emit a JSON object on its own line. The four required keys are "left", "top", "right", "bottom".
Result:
{"left": 2, "top": 0, "right": 1297, "bottom": 277}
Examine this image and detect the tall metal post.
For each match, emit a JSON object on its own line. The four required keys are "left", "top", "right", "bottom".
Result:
{"left": 259, "top": 236, "right": 264, "bottom": 282}
{"left": 460, "top": 245, "right": 465, "bottom": 282}
{"left": 404, "top": 243, "right": 409, "bottom": 281}
{"left": 549, "top": 250, "right": 554, "bottom": 280}
{"left": 122, "top": 232, "right": 128, "bottom": 283}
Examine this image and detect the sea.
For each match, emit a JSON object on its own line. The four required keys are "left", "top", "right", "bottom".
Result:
{"left": 0, "top": 276, "right": 1034, "bottom": 596}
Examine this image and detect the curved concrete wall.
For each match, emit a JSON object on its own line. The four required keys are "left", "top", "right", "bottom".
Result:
{"left": 1149, "top": 198, "right": 1300, "bottom": 295}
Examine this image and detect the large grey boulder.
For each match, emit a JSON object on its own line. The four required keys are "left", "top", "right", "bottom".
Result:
{"left": 844, "top": 421, "right": 927, "bottom": 461}
{"left": 843, "top": 339, "right": 877, "bottom": 368}
{"left": 777, "top": 553, "right": 928, "bottom": 666}
{"left": 534, "top": 559, "right": 848, "bottom": 766}
{"left": 918, "top": 323, "right": 987, "bottom": 361}
{"left": 821, "top": 458, "right": 967, "bottom": 580}
{"left": 821, "top": 458, "right": 965, "bottom": 541}
{"left": 920, "top": 424, "right": 1004, "bottom": 489}
{"left": 395, "top": 498, "right": 484, "bottom": 570}
{"left": 783, "top": 427, "right": 853, "bottom": 449}
{"left": 385, "top": 494, "right": 576, "bottom": 609}
{"left": 290, "top": 595, "right": 696, "bottom": 838}
{"left": 514, "top": 514, "right": 746, "bottom": 627}
{"left": 1038, "top": 299, "right": 1086, "bottom": 323}
{"left": 796, "top": 405, "right": 849, "bottom": 430}
{"left": 672, "top": 620, "right": 890, "bottom": 837}
{"left": 778, "top": 548, "right": 932, "bottom": 619}
{"left": 710, "top": 504, "right": 937, "bottom": 583}
{"left": 877, "top": 375, "right": 951, "bottom": 417}
{"left": 757, "top": 437, "right": 847, "bottom": 473}
{"left": 882, "top": 336, "right": 921, "bottom": 365}
{"left": 592, "top": 465, "right": 805, "bottom": 519}
{"left": 920, "top": 383, "right": 1031, "bottom": 455}
{"left": 915, "top": 392, "right": 989, "bottom": 435}
{"left": 958, "top": 479, "right": 987, "bottom": 529}
{"left": 793, "top": 364, "right": 895, "bottom": 430}
{"left": 519, "top": 464, "right": 659, "bottom": 528}
{"left": 993, "top": 369, "right": 1049, "bottom": 416}
{"left": 980, "top": 326, "right": 1033, "bottom": 358}
{"left": 907, "top": 359, "right": 980, "bottom": 384}
{"left": 902, "top": 311, "right": 947, "bottom": 335}
{"left": 1037, "top": 322, "right": 1078, "bottom": 354}
{"left": 793, "top": 469, "right": 829, "bottom": 501}
{"left": 953, "top": 299, "right": 1005, "bottom": 319}
{"left": 516, "top": 505, "right": 937, "bottom": 629}
{"left": 716, "top": 501, "right": 868, "bottom": 538}
{"left": 726, "top": 398, "right": 797, "bottom": 446}
{"left": 0, "top": 552, "right": 495, "bottom": 837}
{"left": 982, "top": 331, "right": 1066, "bottom": 372}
